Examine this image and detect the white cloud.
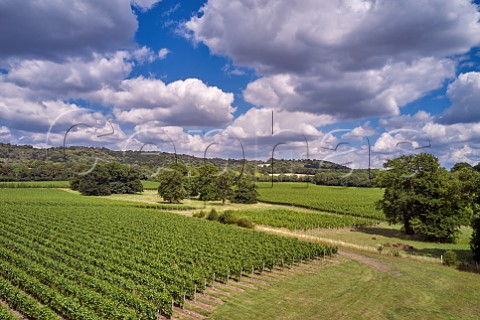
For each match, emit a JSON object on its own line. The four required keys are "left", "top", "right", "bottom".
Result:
{"left": 243, "top": 57, "right": 455, "bottom": 119}
{"left": 132, "top": 0, "right": 162, "bottom": 11}
{"left": 186, "top": 0, "right": 480, "bottom": 119}
{"left": 133, "top": 46, "right": 157, "bottom": 64}
{"left": 6, "top": 51, "right": 132, "bottom": 97}
{"left": 158, "top": 48, "right": 170, "bottom": 60}
{"left": 441, "top": 72, "right": 480, "bottom": 124}
{"left": 91, "top": 77, "right": 236, "bottom": 127}
{"left": 342, "top": 122, "right": 376, "bottom": 140}
{"left": 0, "top": 126, "right": 12, "bottom": 143}
{"left": 0, "top": 0, "right": 140, "bottom": 60}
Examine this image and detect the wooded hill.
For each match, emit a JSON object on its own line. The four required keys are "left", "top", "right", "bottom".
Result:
{"left": 0, "top": 143, "right": 348, "bottom": 181}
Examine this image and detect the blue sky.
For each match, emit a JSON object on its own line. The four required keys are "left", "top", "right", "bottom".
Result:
{"left": 0, "top": 0, "right": 480, "bottom": 168}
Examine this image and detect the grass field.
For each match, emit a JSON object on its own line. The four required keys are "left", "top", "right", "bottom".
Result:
{"left": 209, "top": 251, "right": 480, "bottom": 320}
{"left": 256, "top": 182, "right": 384, "bottom": 219}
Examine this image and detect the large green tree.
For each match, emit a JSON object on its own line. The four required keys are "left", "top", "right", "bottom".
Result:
{"left": 376, "top": 153, "right": 471, "bottom": 242}
{"left": 156, "top": 169, "right": 186, "bottom": 203}
{"left": 231, "top": 178, "right": 258, "bottom": 204}
{"left": 215, "top": 172, "right": 234, "bottom": 205}
{"left": 197, "top": 164, "right": 220, "bottom": 201}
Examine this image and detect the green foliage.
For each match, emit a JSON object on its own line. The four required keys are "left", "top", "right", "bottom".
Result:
{"left": 471, "top": 215, "right": 480, "bottom": 263}
{"left": 218, "top": 210, "right": 238, "bottom": 225}
{"left": 451, "top": 162, "right": 472, "bottom": 173}
{"left": 216, "top": 173, "right": 234, "bottom": 204}
{"left": 197, "top": 164, "right": 220, "bottom": 201}
{"left": 206, "top": 208, "right": 219, "bottom": 221}
{"left": 77, "top": 164, "right": 112, "bottom": 196}
{"left": 0, "top": 188, "right": 335, "bottom": 318}
{"left": 376, "top": 153, "right": 474, "bottom": 243}
{"left": 231, "top": 178, "right": 258, "bottom": 204}
{"left": 74, "top": 162, "right": 143, "bottom": 196}
{"left": 192, "top": 211, "right": 206, "bottom": 218}
{"left": 236, "top": 217, "right": 255, "bottom": 229}
{"left": 443, "top": 250, "right": 458, "bottom": 266}
{"left": 156, "top": 170, "right": 186, "bottom": 203}
{"left": 313, "top": 170, "right": 376, "bottom": 187}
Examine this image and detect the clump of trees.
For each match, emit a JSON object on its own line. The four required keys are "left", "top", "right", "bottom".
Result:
{"left": 376, "top": 153, "right": 479, "bottom": 244}
{"left": 156, "top": 163, "right": 258, "bottom": 205}
{"left": 70, "top": 162, "right": 143, "bottom": 196}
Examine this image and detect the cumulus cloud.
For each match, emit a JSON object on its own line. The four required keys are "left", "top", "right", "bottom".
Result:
{"left": 244, "top": 58, "right": 455, "bottom": 118}
{"left": 441, "top": 72, "right": 480, "bottom": 124}
{"left": 342, "top": 122, "right": 376, "bottom": 140}
{"left": 6, "top": 51, "right": 132, "bottom": 97}
{"left": 225, "top": 108, "right": 332, "bottom": 140}
{"left": 0, "top": 0, "right": 141, "bottom": 60}
{"left": 186, "top": 0, "right": 480, "bottom": 119}
{"left": 91, "top": 77, "right": 236, "bottom": 127}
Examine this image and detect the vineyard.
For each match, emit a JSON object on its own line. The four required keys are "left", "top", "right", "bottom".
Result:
{"left": 257, "top": 182, "right": 385, "bottom": 220}
{"left": 230, "top": 208, "right": 378, "bottom": 230}
{"left": 0, "top": 189, "right": 335, "bottom": 319}
{"left": 0, "top": 181, "right": 70, "bottom": 188}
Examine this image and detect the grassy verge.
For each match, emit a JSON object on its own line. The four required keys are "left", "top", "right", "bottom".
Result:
{"left": 304, "top": 222, "right": 473, "bottom": 261}
{"left": 209, "top": 252, "right": 480, "bottom": 320}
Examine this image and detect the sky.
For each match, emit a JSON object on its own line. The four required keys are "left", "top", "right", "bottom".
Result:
{"left": 0, "top": 0, "right": 480, "bottom": 169}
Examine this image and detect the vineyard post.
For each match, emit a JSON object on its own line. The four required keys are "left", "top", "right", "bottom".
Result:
{"left": 281, "top": 258, "right": 284, "bottom": 271}
{"left": 240, "top": 267, "right": 242, "bottom": 280}
{"left": 194, "top": 284, "right": 197, "bottom": 302}
{"left": 213, "top": 272, "right": 215, "bottom": 288}
{"left": 204, "top": 278, "right": 206, "bottom": 290}
{"left": 251, "top": 265, "right": 254, "bottom": 274}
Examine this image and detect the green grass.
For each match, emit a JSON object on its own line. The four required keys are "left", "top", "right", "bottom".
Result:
{"left": 256, "top": 182, "right": 384, "bottom": 219}
{"left": 141, "top": 180, "right": 160, "bottom": 189}
{"left": 209, "top": 252, "right": 480, "bottom": 320}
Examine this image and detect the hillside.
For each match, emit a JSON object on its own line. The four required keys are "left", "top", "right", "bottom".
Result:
{"left": 0, "top": 143, "right": 348, "bottom": 181}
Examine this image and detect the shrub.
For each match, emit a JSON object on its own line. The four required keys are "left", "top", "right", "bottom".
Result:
{"left": 206, "top": 208, "right": 219, "bottom": 221}
{"left": 443, "top": 250, "right": 458, "bottom": 266}
{"left": 193, "top": 211, "right": 206, "bottom": 218}
{"left": 236, "top": 217, "right": 255, "bottom": 229}
{"left": 218, "top": 210, "right": 238, "bottom": 225}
